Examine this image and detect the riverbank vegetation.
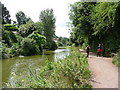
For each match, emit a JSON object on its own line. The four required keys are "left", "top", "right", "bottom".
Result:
{"left": 1, "top": 3, "right": 60, "bottom": 59}
{"left": 69, "top": 2, "right": 120, "bottom": 56}
{"left": 112, "top": 50, "right": 120, "bottom": 67}
{"left": 7, "top": 47, "right": 91, "bottom": 88}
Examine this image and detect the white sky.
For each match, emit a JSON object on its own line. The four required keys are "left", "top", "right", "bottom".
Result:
{"left": 1, "top": 0, "right": 80, "bottom": 38}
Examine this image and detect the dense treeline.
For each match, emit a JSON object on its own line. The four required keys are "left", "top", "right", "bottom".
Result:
{"left": 1, "top": 3, "right": 58, "bottom": 59}
{"left": 69, "top": 2, "right": 120, "bottom": 55}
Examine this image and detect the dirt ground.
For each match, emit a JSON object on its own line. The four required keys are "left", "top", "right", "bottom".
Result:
{"left": 79, "top": 49, "right": 118, "bottom": 88}
{"left": 88, "top": 55, "right": 118, "bottom": 88}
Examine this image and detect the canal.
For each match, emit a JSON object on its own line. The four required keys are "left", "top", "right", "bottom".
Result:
{"left": 1, "top": 48, "right": 70, "bottom": 87}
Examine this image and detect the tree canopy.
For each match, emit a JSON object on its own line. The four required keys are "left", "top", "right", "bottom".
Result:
{"left": 39, "top": 8, "right": 56, "bottom": 50}
{"left": 16, "top": 11, "right": 32, "bottom": 26}
{"left": 2, "top": 4, "right": 11, "bottom": 24}
{"left": 69, "top": 2, "right": 120, "bottom": 54}
{"left": 39, "top": 9, "right": 56, "bottom": 40}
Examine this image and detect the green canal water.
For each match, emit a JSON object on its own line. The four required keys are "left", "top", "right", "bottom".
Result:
{"left": 1, "top": 49, "right": 70, "bottom": 87}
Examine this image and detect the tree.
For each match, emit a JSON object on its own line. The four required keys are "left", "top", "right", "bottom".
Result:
{"left": 4, "top": 24, "right": 18, "bottom": 31}
{"left": 34, "top": 22, "right": 44, "bottom": 34}
{"left": 39, "top": 8, "right": 56, "bottom": 49}
{"left": 2, "top": 24, "right": 18, "bottom": 46}
{"left": 18, "top": 21, "right": 36, "bottom": 37}
{"left": 69, "top": 2, "right": 120, "bottom": 54}
{"left": 1, "top": 3, "right": 11, "bottom": 24}
{"left": 28, "top": 32, "right": 46, "bottom": 52}
{"left": 69, "top": 2, "right": 95, "bottom": 46}
{"left": 16, "top": 11, "right": 32, "bottom": 26}
{"left": 90, "top": 2, "right": 120, "bottom": 53}
{"left": 18, "top": 21, "right": 44, "bottom": 38}
{"left": 20, "top": 38, "right": 40, "bottom": 56}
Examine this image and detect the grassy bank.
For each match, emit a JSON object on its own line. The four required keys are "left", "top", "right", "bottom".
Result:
{"left": 7, "top": 47, "right": 92, "bottom": 88}
{"left": 112, "top": 50, "right": 120, "bottom": 67}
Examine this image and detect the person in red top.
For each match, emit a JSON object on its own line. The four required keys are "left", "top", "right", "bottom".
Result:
{"left": 97, "top": 44, "right": 102, "bottom": 57}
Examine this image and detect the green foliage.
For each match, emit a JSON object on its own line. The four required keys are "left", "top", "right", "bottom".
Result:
{"left": 28, "top": 32, "right": 46, "bottom": 46}
{"left": 2, "top": 28, "right": 18, "bottom": 47}
{"left": 20, "top": 38, "right": 40, "bottom": 56}
{"left": 33, "top": 22, "right": 44, "bottom": 34}
{"left": 15, "top": 34, "right": 23, "bottom": 45}
{"left": 2, "top": 23, "right": 22, "bottom": 58}
{"left": 7, "top": 47, "right": 91, "bottom": 88}
{"left": 1, "top": 42, "right": 20, "bottom": 59}
{"left": 16, "top": 11, "right": 32, "bottom": 26}
{"left": 82, "top": 39, "right": 88, "bottom": 50}
{"left": 2, "top": 3, "right": 11, "bottom": 24}
{"left": 39, "top": 9, "right": 56, "bottom": 50}
{"left": 69, "top": 2, "right": 95, "bottom": 46}
{"left": 49, "top": 40, "right": 58, "bottom": 50}
{"left": 69, "top": 2, "right": 120, "bottom": 53}
{"left": 28, "top": 32, "right": 46, "bottom": 52}
{"left": 112, "top": 50, "right": 120, "bottom": 67}
{"left": 18, "top": 21, "right": 36, "bottom": 37}
{"left": 90, "top": 2, "right": 120, "bottom": 53}
{"left": 4, "top": 24, "right": 18, "bottom": 31}
{"left": 44, "top": 39, "right": 58, "bottom": 50}
{"left": 18, "top": 21, "right": 45, "bottom": 38}
{"left": 2, "top": 24, "right": 18, "bottom": 46}
{"left": 10, "top": 43, "right": 21, "bottom": 56}
{"left": 2, "top": 43, "right": 11, "bottom": 59}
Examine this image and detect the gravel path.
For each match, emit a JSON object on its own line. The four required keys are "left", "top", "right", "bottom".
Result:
{"left": 88, "top": 53, "right": 118, "bottom": 88}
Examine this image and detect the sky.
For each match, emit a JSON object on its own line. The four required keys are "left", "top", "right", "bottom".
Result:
{"left": 1, "top": 0, "right": 80, "bottom": 38}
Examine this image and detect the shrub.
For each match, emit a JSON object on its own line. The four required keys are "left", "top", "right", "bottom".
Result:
{"left": 44, "top": 40, "right": 58, "bottom": 50}
{"left": 2, "top": 30, "right": 18, "bottom": 47}
{"left": 2, "top": 43, "right": 12, "bottom": 59}
{"left": 10, "top": 43, "right": 21, "bottom": 56}
{"left": 18, "top": 21, "right": 36, "bottom": 37}
{"left": 20, "top": 38, "right": 40, "bottom": 56}
{"left": 4, "top": 24, "right": 18, "bottom": 31}
{"left": 15, "top": 35, "right": 23, "bottom": 45}
{"left": 49, "top": 40, "right": 58, "bottom": 50}
{"left": 112, "top": 50, "right": 120, "bottom": 67}
{"left": 28, "top": 32, "right": 46, "bottom": 52}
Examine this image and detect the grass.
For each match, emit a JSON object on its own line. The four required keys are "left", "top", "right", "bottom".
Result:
{"left": 7, "top": 47, "right": 92, "bottom": 88}
{"left": 112, "top": 50, "right": 120, "bottom": 67}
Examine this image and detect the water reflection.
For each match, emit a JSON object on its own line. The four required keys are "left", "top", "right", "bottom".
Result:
{"left": 54, "top": 49, "right": 70, "bottom": 61}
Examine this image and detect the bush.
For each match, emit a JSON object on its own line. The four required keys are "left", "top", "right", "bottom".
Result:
{"left": 20, "top": 38, "right": 40, "bottom": 56}
{"left": 49, "top": 40, "right": 58, "bottom": 50}
{"left": 2, "top": 30, "right": 18, "bottom": 47}
{"left": 18, "top": 21, "right": 36, "bottom": 37}
{"left": 44, "top": 40, "right": 58, "bottom": 50}
{"left": 15, "top": 35, "right": 23, "bottom": 45}
{"left": 10, "top": 43, "right": 21, "bottom": 56}
{"left": 112, "top": 50, "right": 120, "bottom": 67}
{"left": 2, "top": 43, "right": 12, "bottom": 59}
{"left": 4, "top": 24, "right": 18, "bottom": 31}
